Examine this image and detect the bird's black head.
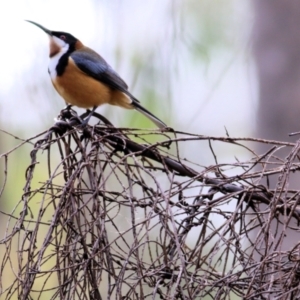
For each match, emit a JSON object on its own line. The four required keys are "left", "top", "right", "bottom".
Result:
{"left": 51, "top": 31, "right": 78, "bottom": 46}
{"left": 26, "top": 20, "right": 82, "bottom": 57}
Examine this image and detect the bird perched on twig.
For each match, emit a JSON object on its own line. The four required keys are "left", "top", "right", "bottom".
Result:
{"left": 26, "top": 20, "right": 167, "bottom": 128}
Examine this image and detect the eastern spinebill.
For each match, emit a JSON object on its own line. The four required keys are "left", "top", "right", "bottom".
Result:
{"left": 26, "top": 20, "right": 167, "bottom": 128}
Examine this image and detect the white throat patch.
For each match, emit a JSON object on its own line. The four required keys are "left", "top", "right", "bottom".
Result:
{"left": 48, "top": 36, "right": 69, "bottom": 79}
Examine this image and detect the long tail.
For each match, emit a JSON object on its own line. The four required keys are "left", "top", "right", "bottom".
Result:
{"left": 131, "top": 100, "right": 167, "bottom": 129}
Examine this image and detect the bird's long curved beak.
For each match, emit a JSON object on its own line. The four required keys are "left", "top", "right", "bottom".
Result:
{"left": 26, "top": 20, "right": 53, "bottom": 36}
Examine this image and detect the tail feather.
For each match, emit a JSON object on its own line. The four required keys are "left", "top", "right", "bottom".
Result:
{"left": 131, "top": 100, "right": 167, "bottom": 129}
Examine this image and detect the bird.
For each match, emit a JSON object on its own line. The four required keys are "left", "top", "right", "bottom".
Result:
{"left": 26, "top": 20, "right": 167, "bottom": 128}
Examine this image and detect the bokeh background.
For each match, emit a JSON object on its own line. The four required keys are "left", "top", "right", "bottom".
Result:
{"left": 4, "top": 0, "right": 300, "bottom": 298}
{"left": 0, "top": 0, "right": 255, "bottom": 135}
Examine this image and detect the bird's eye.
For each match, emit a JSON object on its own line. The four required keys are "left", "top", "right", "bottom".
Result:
{"left": 60, "top": 35, "right": 66, "bottom": 40}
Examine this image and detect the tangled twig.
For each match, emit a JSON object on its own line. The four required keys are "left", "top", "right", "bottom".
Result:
{"left": 1, "top": 108, "right": 300, "bottom": 299}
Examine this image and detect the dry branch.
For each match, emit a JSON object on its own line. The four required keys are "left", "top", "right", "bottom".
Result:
{"left": 1, "top": 108, "right": 300, "bottom": 299}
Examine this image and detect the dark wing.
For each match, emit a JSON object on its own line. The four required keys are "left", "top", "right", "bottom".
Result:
{"left": 71, "top": 47, "right": 134, "bottom": 97}
{"left": 71, "top": 47, "right": 166, "bottom": 128}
